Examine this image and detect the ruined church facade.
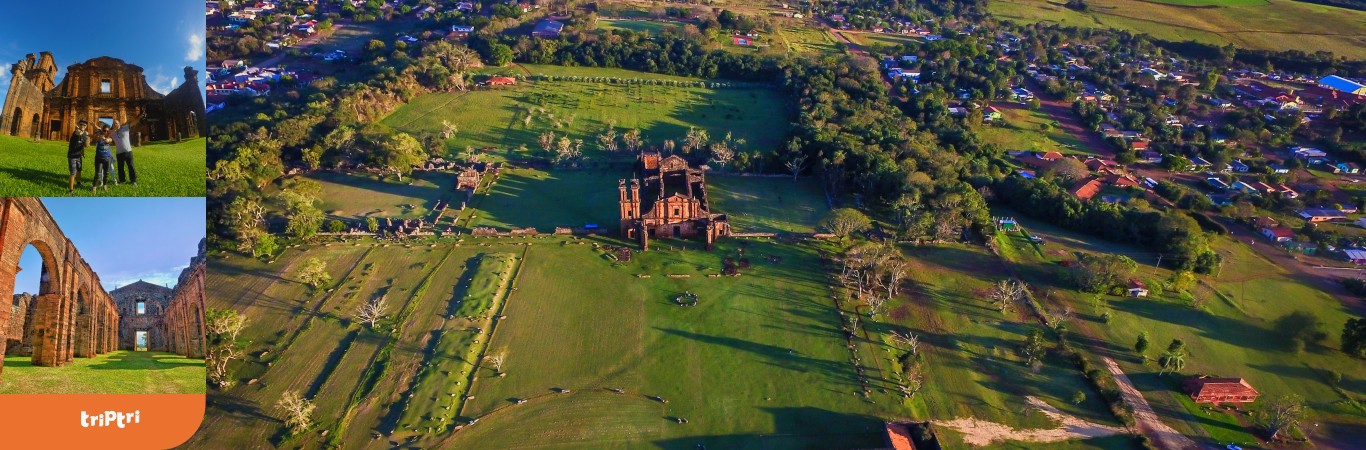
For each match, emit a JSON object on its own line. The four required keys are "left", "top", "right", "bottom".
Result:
{"left": 2, "top": 53, "right": 205, "bottom": 143}
{"left": 619, "top": 152, "right": 730, "bottom": 250}
{"left": 110, "top": 239, "right": 206, "bottom": 358}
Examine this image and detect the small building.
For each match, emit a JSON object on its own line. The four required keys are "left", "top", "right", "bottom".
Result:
{"left": 1038, "top": 151, "right": 1064, "bottom": 161}
{"left": 1300, "top": 208, "right": 1348, "bottom": 222}
{"left": 1346, "top": 249, "right": 1366, "bottom": 265}
{"left": 1127, "top": 280, "right": 1149, "bottom": 297}
{"left": 1071, "top": 178, "right": 1104, "bottom": 201}
{"left": 487, "top": 76, "right": 516, "bottom": 86}
{"left": 1261, "top": 226, "right": 1294, "bottom": 243}
{"left": 732, "top": 35, "right": 752, "bottom": 46}
{"left": 1319, "top": 75, "right": 1366, "bottom": 95}
{"left": 1184, "top": 377, "right": 1259, "bottom": 404}
{"left": 531, "top": 20, "right": 564, "bottom": 38}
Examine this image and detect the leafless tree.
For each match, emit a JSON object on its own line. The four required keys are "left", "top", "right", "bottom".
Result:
{"left": 866, "top": 294, "right": 887, "bottom": 316}
{"left": 891, "top": 330, "right": 921, "bottom": 355}
{"left": 622, "top": 128, "right": 643, "bottom": 152}
{"left": 991, "top": 279, "right": 1028, "bottom": 312}
{"left": 354, "top": 295, "right": 389, "bottom": 328}
{"left": 597, "top": 127, "right": 619, "bottom": 153}
{"left": 538, "top": 131, "right": 556, "bottom": 154}
{"left": 785, "top": 154, "right": 807, "bottom": 181}
{"left": 276, "top": 390, "right": 316, "bottom": 435}
{"left": 207, "top": 343, "right": 243, "bottom": 388}
{"left": 485, "top": 353, "right": 506, "bottom": 373}
{"left": 881, "top": 258, "right": 908, "bottom": 298}
{"left": 662, "top": 139, "right": 676, "bottom": 154}
{"left": 1256, "top": 394, "right": 1307, "bottom": 440}
{"left": 440, "top": 120, "right": 458, "bottom": 139}
{"left": 708, "top": 142, "right": 734, "bottom": 173}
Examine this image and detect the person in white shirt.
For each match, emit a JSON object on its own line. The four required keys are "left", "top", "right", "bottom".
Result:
{"left": 110, "top": 113, "right": 145, "bottom": 186}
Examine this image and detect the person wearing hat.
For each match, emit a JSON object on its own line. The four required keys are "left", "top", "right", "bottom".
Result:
{"left": 67, "top": 119, "right": 89, "bottom": 194}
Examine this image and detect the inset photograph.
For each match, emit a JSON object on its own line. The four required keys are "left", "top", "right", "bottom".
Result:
{"left": 0, "top": 197, "right": 206, "bottom": 394}
{"left": 0, "top": 1, "right": 206, "bottom": 197}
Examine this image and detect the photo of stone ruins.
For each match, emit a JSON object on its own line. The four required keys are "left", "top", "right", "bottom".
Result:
{"left": 0, "top": 198, "right": 206, "bottom": 394}
{"left": 1, "top": 52, "right": 205, "bottom": 143}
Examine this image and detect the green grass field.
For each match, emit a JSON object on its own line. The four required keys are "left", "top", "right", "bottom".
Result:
{"left": 991, "top": 213, "right": 1366, "bottom": 446}
{"left": 0, "top": 135, "right": 206, "bottom": 196}
{"left": 304, "top": 171, "right": 454, "bottom": 221}
{"left": 463, "top": 168, "right": 619, "bottom": 230}
{"left": 988, "top": 0, "right": 1366, "bottom": 60}
{"left": 980, "top": 105, "right": 1094, "bottom": 157}
{"left": 445, "top": 239, "right": 894, "bottom": 448}
{"left": 380, "top": 65, "right": 790, "bottom": 162}
{"left": 597, "top": 18, "right": 680, "bottom": 34}
{"left": 777, "top": 25, "right": 841, "bottom": 54}
{"left": 0, "top": 351, "right": 205, "bottom": 394}
{"left": 708, "top": 176, "right": 829, "bottom": 233}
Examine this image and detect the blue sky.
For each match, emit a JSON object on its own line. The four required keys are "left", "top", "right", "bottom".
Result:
{"left": 15, "top": 198, "right": 206, "bottom": 294}
{"left": 0, "top": 1, "right": 205, "bottom": 98}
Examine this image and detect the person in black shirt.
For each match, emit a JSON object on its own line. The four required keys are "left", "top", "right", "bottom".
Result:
{"left": 68, "top": 119, "right": 89, "bottom": 195}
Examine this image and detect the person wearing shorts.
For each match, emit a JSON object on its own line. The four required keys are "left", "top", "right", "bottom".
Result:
{"left": 67, "top": 119, "right": 89, "bottom": 195}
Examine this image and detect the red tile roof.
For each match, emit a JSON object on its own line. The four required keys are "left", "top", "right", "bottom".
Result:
{"left": 1185, "top": 377, "right": 1259, "bottom": 400}
{"left": 1071, "top": 178, "right": 1104, "bottom": 201}
{"left": 885, "top": 422, "right": 917, "bottom": 450}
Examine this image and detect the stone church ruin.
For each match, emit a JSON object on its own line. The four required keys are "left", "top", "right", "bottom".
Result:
{"left": 619, "top": 151, "right": 730, "bottom": 250}
{"left": 1, "top": 52, "right": 206, "bottom": 143}
{"left": 0, "top": 200, "right": 207, "bottom": 383}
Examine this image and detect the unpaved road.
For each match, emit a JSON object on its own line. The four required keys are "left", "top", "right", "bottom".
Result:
{"left": 937, "top": 396, "right": 1127, "bottom": 446}
{"left": 1102, "top": 357, "right": 1198, "bottom": 450}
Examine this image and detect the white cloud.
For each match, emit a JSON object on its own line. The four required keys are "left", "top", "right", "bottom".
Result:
{"left": 186, "top": 32, "right": 204, "bottom": 62}
{"left": 0, "top": 63, "right": 9, "bottom": 81}
{"left": 151, "top": 68, "right": 179, "bottom": 95}
{"left": 105, "top": 265, "right": 190, "bottom": 292}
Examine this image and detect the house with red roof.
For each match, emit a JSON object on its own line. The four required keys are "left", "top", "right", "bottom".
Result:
{"left": 1071, "top": 178, "right": 1104, "bottom": 201}
{"left": 1184, "top": 376, "right": 1259, "bottom": 404}
{"left": 1261, "top": 226, "right": 1295, "bottom": 243}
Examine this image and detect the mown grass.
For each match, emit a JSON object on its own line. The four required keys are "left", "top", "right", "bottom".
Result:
{"left": 0, "top": 351, "right": 204, "bottom": 394}
{"left": 597, "top": 18, "right": 680, "bottom": 34}
{"left": 979, "top": 105, "right": 1093, "bottom": 157}
{"left": 0, "top": 135, "right": 206, "bottom": 196}
{"left": 379, "top": 65, "right": 790, "bottom": 161}
{"left": 465, "top": 168, "right": 621, "bottom": 231}
{"left": 987, "top": 0, "right": 1366, "bottom": 60}
{"left": 778, "top": 25, "right": 840, "bottom": 54}
{"left": 303, "top": 171, "right": 454, "bottom": 221}
{"left": 708, "top": 175, "right": 829, "bottom": 233}
{"left": 446, "top": 240, "right": 893, "bottom": 448}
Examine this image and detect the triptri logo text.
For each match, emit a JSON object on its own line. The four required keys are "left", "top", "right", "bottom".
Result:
{"left": 80, "top": 410, "right": 141, "bottom": 428}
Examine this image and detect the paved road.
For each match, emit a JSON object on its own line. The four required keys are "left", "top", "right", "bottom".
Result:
{"left": 1102, "top": 357, "right": 1199, "bottom": 450}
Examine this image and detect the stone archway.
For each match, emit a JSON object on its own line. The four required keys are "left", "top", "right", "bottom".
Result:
{"left": 9, "top": 107, "right": 21, "bottom": 136}
{"left": 0, "top": 198, "right": 119, "bottom": 380}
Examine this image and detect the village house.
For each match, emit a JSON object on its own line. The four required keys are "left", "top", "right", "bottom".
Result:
{"left": 1346, "top": 249, "right": 1366, "bottom": 265}
{"left": 1261, "top": 226, "right": 1294, "bottom": 243}
{"left": 1300, "top": 208, "right": 1348, "bottom": 222}
{"left": 532, "top": 20, "right": 564, "bottom": 38}
{"left": 1127, "top": 280, "right": 1149, "bottom": 297}
{"left": 1184, "top": 377, "right": 1259, "bottom": 404}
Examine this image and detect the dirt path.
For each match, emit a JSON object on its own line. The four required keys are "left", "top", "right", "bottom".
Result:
{"left": 1102, "top": 357, "right": 1199, "bottom": 450}
{"left": 937, "top": 396, "right": 1127, "bottom": 446}
{"left": 1022, "top": 79, "right": 1114, "bottom": 158}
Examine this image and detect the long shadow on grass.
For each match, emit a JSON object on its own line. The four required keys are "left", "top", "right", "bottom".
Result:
{"left": 651, "top": 407, "right": 884, "bottom": 450}
{"left": 305, "top": 329, "right": 359, "bottom": 398}
{"left": 207, "top": 391, "right": 277, "bottom": 423}
{"left": 1110, "top": 297, "right": 1270, "bottom": 349}
{"left": 0, "top": 166, "right": 69, "bottom": 192}
{"left": 655, "top": 327, "right": 867, "bottom": 391}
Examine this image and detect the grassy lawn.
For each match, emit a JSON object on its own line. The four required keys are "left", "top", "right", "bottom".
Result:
{"left": 991, "top": 212, "right": 1366, "bottom": 446}
{"left": 848, "top": 32, "right": 923, "bottom": 49}
{"left": 0, "top": 135, "right": 206, "bottom": 196}
{"left": 446, "top": 239, "right": 893, "bottom": 448}
{"left": 987, "top": 0, "right": 1366, "bottom": 60}
{"left": 776, "top": 25, "right": 841, "bottom": 54}
{"left": 466, "top": 168, "right": 621, "bottom": 231}
{"left": 708, "top": 175, "right": 829, "bottom": 233}
{"left": 0, "top": 351, "right": 204, "bottom": 394}
{"left": 874, "top": 244, "right": 1123, "bottom": 430}
{"left": 380, "top": 65, "right": 790, "bottom": 161}
{"left": 303, "top": 171, "right": 455, "bottom": 221}
{"left": 980, "top": 106, "right": 1093, "bottom": 157}
{"left": 597, "top": 18, "right": 680, "bottom": 34}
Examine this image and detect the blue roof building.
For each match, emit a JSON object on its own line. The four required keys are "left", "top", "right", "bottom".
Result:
{"left": 1319, "top": 75, "right": 1366, "bottom": 95}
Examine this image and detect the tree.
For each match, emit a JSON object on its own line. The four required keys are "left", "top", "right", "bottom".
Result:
{"left": 206, "top": 308, "right": 248, "bottom": 388}
{"left": 1074, "top": 253, "right": 1138, "bottom": 293}
{"left": 785, "top": 153, "right": 807, "bottom": 181}
{"left": 366, "top": 216, "right": 379, "bottom": 233}
{"left": 891, "top": 330, "right": 920, "bottom": 355}
{"left": 487, "top": 43, "right": 513, "bottom": 66}
{"left": 1049, "top": 157, "right": 1090, "bottom": 181}
{"left": 597, "top": 127, "right": 619, "bottom": 153}
{"left": 440, "top": 120, "right": 458, "bottom": 139}
{"left": 1158, "top": 339, "right": 1187, "bottom": 375}
{"left": 1135, "top": 331, "right": 1150, "bottom": 354}
{"left": 708, "top": 142, "right": 735, "bottom": 172}
{"left": 682, "top": 127, "right": 709, "bottom": 154}
{"left": 276, "top": 390, "right": 316, "bottom": 435}
{"left": 1256, "top": 394, "right": 1306, "bottom": 441}
{"left": 1020, "top": 328, "right": 1046, "bottom": 367}
{"left": 819, "top": 208, "right": 872, "bottom": 238}
{"left": 1342, "top": 317, "right": 1366, "bottom": 358}
{"left": 297, "top": 257, "right": 332, "bottom": 290}
{"left": 538, "top": 131, "right": 556, "bottom": 155}
{"left": 378, "top": 132, "right": 425, "bottom": 181}
{"left": 485, "top": 353, "right": 505, "bottom": 374}
{"left": 1071, "top": 390, "right": 1087, "bottom": 404}
{"left": 325, "top": 219, "right": 346, "bottom": 233}
{"left": 990, "top": 279, "right": 1027, "bottom": 312}
{"left": 622, "top": 128, "right": 643, "bottom": 153}
{"left": 286, "top": 206, "right": 323, "bottom": 239}
{"left": 253, "top": 233, "right": 279, "bottom": 258}
{"left": 225, "top": 196, "right": 267, "bottom": 252}
{"left": 354, "top": 295, "right": 389, "bottom": 328}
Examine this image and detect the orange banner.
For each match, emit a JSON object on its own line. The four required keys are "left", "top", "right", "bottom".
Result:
{"left": 0, "top": 394, "right": 204, "bottom": 448}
